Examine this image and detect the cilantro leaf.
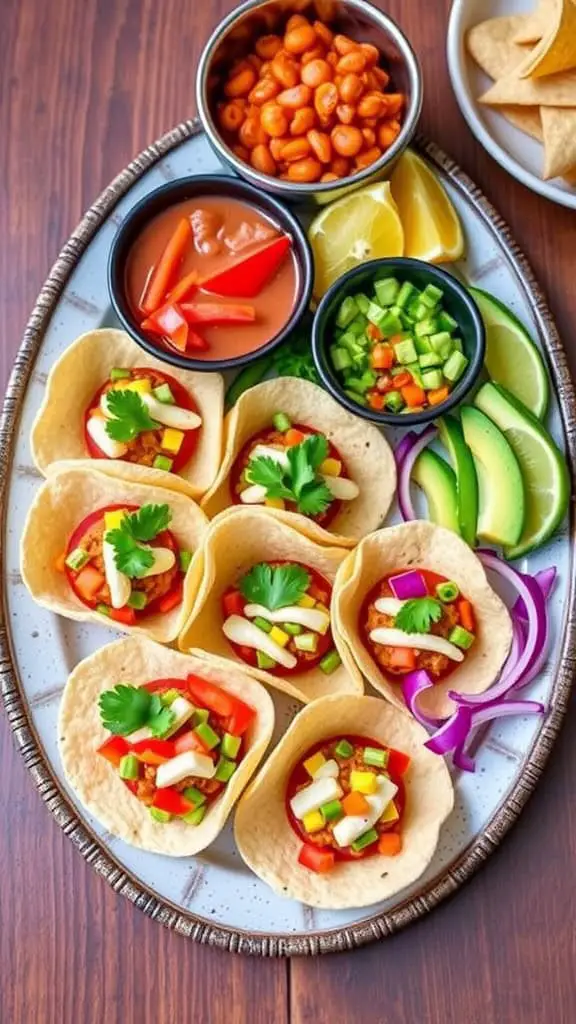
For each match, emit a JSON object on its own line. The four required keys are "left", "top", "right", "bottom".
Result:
{"left": 291, "top": 434, "right": 328, "bottom": 474}
{"left": 239, "top": 563, "right": 310, "bottom": 610}
{"left": 123, "top": 504, "right": 171, "bottom": 542}
{"left": 99, "top": 683, "right": 152, "bottom": 735}
{"left": 246, "top": 435, "right": 332, "bottom": 518}
{"left": 105, "top": 528, "right": 155, "bottom": 578}
{"left": 296, "top": 480, "right": 333, "bottom": 517}
{"left": 395, "top": 598, "right": 443, "bottom": 634}
{"left": 148, "top": 706, "right": 176, "bottom": 738}
{"left": 246, "top": 457, "right": 294, "bottom": 502}
{"left": 104, "top": 390, "right": 158, "bottom": 443}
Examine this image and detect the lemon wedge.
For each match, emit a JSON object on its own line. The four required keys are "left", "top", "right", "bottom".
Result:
{"left": 308, "top": 182, "right": 404, "bottom": 297}
{"left": 390, "top": 150, "right": 464, "bottom": 263}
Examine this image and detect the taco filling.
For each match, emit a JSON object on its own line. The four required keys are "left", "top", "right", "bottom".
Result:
{"left": 287, "top": 735, "right": 410, "bottom": 873}
{"left": 96, "top": 674, "right": 256, "bottom": 825}
{"left": 221, "top": 561, "right": 341, "bottom": 677}
{"left": 61, "top": 502, "right": 191, "bottom": 626}
{"left": 84, "top": 367, "right": 202, "bottom": 473}
{"left": 361, "top": 568, "right": 475, "bottom": 682}
{"left": 230, "top": 413, "right": 359, "bottom": 528}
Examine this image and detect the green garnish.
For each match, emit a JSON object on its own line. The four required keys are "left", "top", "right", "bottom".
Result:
{"left": 435, "top": 581, "right": 459, "bottom": 603}
{"left": 351, "top": 827, "right": 379, "bottom": 853}
{"left": 247, "top": 434, "right": 333, "bottom": 517}
{"left": 363, "top": 746, "right": 389, "bottom": 768}
{"left": 395, "top": 597, "right": 443, "bottom": 634}
{"left": 334, "top": 739, "right": 354, "bottom": 759}
{"left": 149, "top": 807, "right": 171, "bottom": 823}
{"left": 106, "top": 504, "right": 171, "bottom": 578}
{"left": 65, "top": 547, "right": 89, "bottom": 571}
{"left": 104, "top": 389, "right": 158, "bottom": 442}
{"left": 99, "top": 683, "right": 175, "bottom": 737}
{"left": 239, "top": 563, "right": 310, "bottom": 611}
{"left": 182, "top": 786, "right": 207, "bottom": 807}
{"left": 448, "top": 625, "right": 475, "bottom": 650}
{"left": 194, "top": 722, "right": 220, "bottom": 750}
{"left": 319, "top": 649, "right": 341, "bottom": 674}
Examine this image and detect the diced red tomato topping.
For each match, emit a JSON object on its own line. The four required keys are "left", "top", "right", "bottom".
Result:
{"left": 97, "top": 736, "right": 129, "bottom": 767}
{"left": 386, "top": 748, "right": 411, "bottom": 777}
{"left": 152, "top": 787, "right": 194, "bottom": 816}
{"left": 108, "top": 606, "right": 138, "bottom": 626}
{"left": 130, "top": 738, "right": 176, "bottom": 764}
{"left": 222, "top": 588, "right": 246, "bottom": 618}
{"left": 298, "top": 843, "right": 335, "bottom": 874}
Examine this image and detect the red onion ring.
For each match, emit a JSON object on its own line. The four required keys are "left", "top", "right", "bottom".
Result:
{"left": 395, "top": 424, "right": 437, "bottom": 521}
{"left": 514, "top": 566, "right": 557, "bottom": 621}
{"left": 401, "top": 670, "right": 445, "bottom": 729}
{"left": 394, "top": 431, "right": 418, "bottom": 470}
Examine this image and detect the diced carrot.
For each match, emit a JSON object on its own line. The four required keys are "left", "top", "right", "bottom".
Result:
{"left": 393, "top": 372, "right": 412, "bottom": 388}
{"left": 284, "top": 428, "right": 306, "bottom": 447}
{"left": 378, "top": 832, "right": 402, "bottom": 856}
{"left": 389, "top": 647, "right": 416, "bottom": 671}
{"left": 167, "top": 269, "right": 198, "bottom": 304}
{"left": 74, "top": 565, "right": 105, "bottom": 601}
{"left": 458, "top": 599, "right": 475, "bottom": 632}
{"left": 55, "top": 552, "right": 67, "bottom": 573}
{"left": 367, "top": 323, "right": 384, "bottom": 342}
{"left": 371, "top": 343, "right": 394, "bottom": 370}
{"left": 428, "top": 386, "right": 450, "bottom": 407}
{"left": 342, "top": 791, "right": 370, "bottom": 816}
{"left": 141, "top": 218, "right": 193, "bottom": 314}
{"left": 401, "top": 384, "right": 426, "bottom": 408}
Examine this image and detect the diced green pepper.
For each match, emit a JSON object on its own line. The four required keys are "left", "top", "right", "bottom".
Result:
{"left": 272, "top": 412, "right": 292, "bottom": 432}
{"left": 351, "top": 827, "right": 379, "bottom": 852}
{"left": 127, "top": 590, "right": 148, "bottom": 610}
{"left": 149, "top": 807, "right": 171, "bottom": 823}
{"left": 65, "top": 547, "right": 90, "bottom": 571}
{"left": 443, "top": 350, "right": 469, "bottom": 382}
{"left": 221, "top": 732, "right": 242, "bottom": 760}
{"left": 182, "top": 805, "right": 206, "bottom": 825}
{"left": 435, "top": 581, "right": 460, "bottom": 603}
{"left": 320, "top": 799, "right": 344, "bottom": 823}
{"left": 179, "top": 550, "right": 193, "bottom": 573}
{"left": 405, "top": 362, "right": 424, "bottom": 387}
{"left": 336, "top": 295, "right": 359, "bottom": 328}
{"left": 215, "top": 756, "right": 237, "bottom": 783}
{"left": 421, "top": 369, "right": 444, "bottom": 390}
{"left": 110, "top": 367, "right": 131, "bottom": 381}
{"left": 153, "top": 455, "right": 173, "bottom": 472}
{"left": 119, "top": 753, "right": 139, "bottom": 780}
{"left": 334, "top": 739, "right": 354, "bottom": 759}
{"left": 414, "top": 301, "right": 429, "bottom": 321}
{"left": 449, "top": 625, "right": 475, "bottom": 650}
{"left": 256, "top": 650, "right": 277, "bottom": 669}
{"left": 384, "top": 390, "right": 404, "bottom": 413}
{"left": 194, "top": 722, "right": 221, "bottom": 750}
{"left": 394, "top": 338, "right": 417, "bottom": 365}
{"left": 194, "top": 707, "right": 210, "bottom": 725}
{"left": 283, "top": 622, "right": 303, "bottom": 635}
{"left": 374, "top": 277, "right": 399, "bottom": 306}
{"left": 182, "top": 785, "right": 207, "bottom": 806}
{"left": 152, "top": 383, "right": 175, "bottom": 404}
{"left": 363, "top": 746, "right": 389, "bottom": 768}
{"left": 319, "top": 649, "right": 341, "bottom": 674}
{"left": 253, "top": 615, "right": 272, "bottom": 633}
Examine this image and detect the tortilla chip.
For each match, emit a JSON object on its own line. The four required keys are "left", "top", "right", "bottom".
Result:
{"left": 467, "top": 16, "right": 531, "bottom": 78}
{"left": 541, "top": 106, "right": 576, "bottom": 176}
{"left": 59, "top": 636, "right": 275, "bottom": 856}
{"left": 500, "top": 104, "right": 544, "bottom": 139}
{"left": 178, "top": 506, "right": 364, "bottom": 704}
{"left": 20, "top": 465, "right": 208, "bottom": 644}
{"left": 332, "top": 521, "right": 512, "bottom": 720}
{"left": 31, "top": 329, "right": 224, "bottom": 500}
{"left": 518, "top": 0, "right": 576, "bottom": 79}
{"left": 480, "top": 68, "right": 576, "bottom": 107}
{"left": 512, "top": 0, "right": 555, "bottom": 44}
{"left": 234, "top": 694, "right": 454, "bottom": 909}
{"left": 201, "top": 377, "right": 396, "bottom": 548}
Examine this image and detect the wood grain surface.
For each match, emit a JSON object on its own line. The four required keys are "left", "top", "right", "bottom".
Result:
{"left": 1, "top": 1, "right": 576, "bottom": 1021}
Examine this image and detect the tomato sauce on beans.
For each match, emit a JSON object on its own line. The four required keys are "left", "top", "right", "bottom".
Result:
{"left": 214, "top": 13, "right": 405, "bottom": 182}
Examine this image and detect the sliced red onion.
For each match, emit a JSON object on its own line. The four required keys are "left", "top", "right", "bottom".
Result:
{"left": 389, "top": 570, "right": 428, "bottom": 600}
{"left": 514, "top": 566, "right": 557, "bottom": 622}
{"left": 396, "top": 424, "right": 437, "bottom": 521}
{"left": 452, "top": 743, "right": 475, "bottom": 773}
{"left": 470, "top": 699, "right": 545, "bottom": 728}
{"left": 394, "top": 431, "right": 418, "bottom": 469}
{"left": 401, "top": 670, "right": 444, "bottom": 729}
{"left": 427, "top": 698, "right": 546, "bottom": 772}
{"left": 424, "top": 705, "right": 472, "bottom": 757}
{"left": 500, "top": 613, "right": 525, "bottom": 681}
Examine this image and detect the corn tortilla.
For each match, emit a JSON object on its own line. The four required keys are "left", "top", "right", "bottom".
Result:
{"left": 518, "top": 0, "right": 576, "bottom": 79}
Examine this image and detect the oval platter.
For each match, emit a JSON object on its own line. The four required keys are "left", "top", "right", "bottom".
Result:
{"left": 1, "top": 119, "right": 575, "bottom": 957}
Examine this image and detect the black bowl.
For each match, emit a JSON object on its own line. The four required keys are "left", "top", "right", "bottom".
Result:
{"left": 311, "top": 258, "right": 486, "bottom": 426}
{"left": 108, "top": 174, "right": 313, "bottom": 372}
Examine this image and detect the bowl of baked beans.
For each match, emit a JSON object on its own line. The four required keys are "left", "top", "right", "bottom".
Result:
{"left": 196, "top": 0, "right": 422, "bottom": 203}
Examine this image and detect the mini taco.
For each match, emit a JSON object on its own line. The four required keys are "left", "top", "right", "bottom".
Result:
{"left": 59, "top": 636, "right": 274, "bottom": 855}
{"left": 234, "top": 694, "right": 454, "bottom": 909}
{"left": 31, "top": 329, "right": 224, "bottom": 499}
{"left": 332, "top": 521, "right": 512, "bottom": 720}
{"left": 201, "top": 378, "right": 396, "bottom": 547}
{"left": 21, "top": 466, "right": 208, "bottom": 644}
{"left": 178, "top": 507, "right": 363, "bottom": 703}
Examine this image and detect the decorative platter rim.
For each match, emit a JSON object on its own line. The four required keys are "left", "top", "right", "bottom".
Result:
{"left": 1, "top": 118, "right": 575, "bottom": 957}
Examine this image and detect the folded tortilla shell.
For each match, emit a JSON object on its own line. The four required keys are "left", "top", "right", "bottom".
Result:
{"left": 332, "top": 521, "right": 512, "bottom": 720}
{"left": 31, "top": 329, "right": 224, "bottom": 499}
{"left": 178, "top": 506, "right": 364, "bottom": 703}
{"left": 59, "top": 636, "right": 275, "bottom": 855}
{"left": 201, "top": 377, "right": 396, "bottom": 547}
{"left": 517, "top": 0, "right": 576, "bottom": 79}
{"left": 20, "top": 465, "right": 208, "bottom": 644}
{"left": 234, "top": 694, "right": 454, "bottom": 909}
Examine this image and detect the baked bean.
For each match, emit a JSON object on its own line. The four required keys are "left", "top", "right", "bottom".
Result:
{"left": 277, "top": 84, "right": 313, "bottom": 109}
{"left": 260, "top": 61, "right": 273, "bottom": 77}
{"left": 284, "top": 24, "right": 317, "bottom": 54}
{"left": 334, "top": 34, "right": 359, "bottom": 55}
{"left": 363, "top": 116, "right": 378, "bottom": 128}
{"left": 239, "top": 114, "right": 267, "bottom": 149}
{"left": 382, "top": 93, "right": 405, "bottom": 117}
{"left": 301, "top": 58, "right": 332, "bottom": 88}
{"left": 270, "top": 136, "right": 290, "bottom": 160}
{"left": 361, "top": 70, "right": 379, "bottom": 91}
{"left": 286, "top": 13, "right": 309, "bottom": 31}
{"left": 336, "top": 51, "right": 367, "bottom": 74}
{"left": 357, "top": 91, "right": 385, "bottom": 118}
{"left": 355, "top": 145, "right": 382, "bottom": 169}
{"left": 261, "top": 103, "right": 289, "bottom": 137}
{"left": 360, "top": 43, "right": 380, "bottom": 66}
{"left": 339, "top": 72, "right": 363, "bottom": 103}
{"left": 372, "top": 66, "right": 390, "bottom": 87}
{"left": 230, "top": 58, "right": 252, "bottom": 76}
{"left": 287, "top": 156, "right": 323, "bottom": 182}
{"left": 301, "top": 45, "right": 327, "bottom": 65}
{"left": 255, "top": 34, "right": 283, "bottom": 59}
{"left": 247, "top": 53, "right": 263, "bottom": 71}
{"left": 318, "top": 113, "right": 336, "bottom": 131}
{"left": 320, "top": 171, "right": 339, "bottom": 182}
{"left": 313, "top": 20, "right": 334, "bottom": 47}
{"left": 378, "top": 119, "right": 401, "bottom": 149}
{"left": 224, "top": 67, "right": 257, "bottom": 98}
{"left": 290, "top": 106, "right": 316, "bottom": 135}
{"left": 219, "top": 100, "right": 246, "bottom": 132}
{"left": 232, "top": 143, "right": 250, "bottom": 162}
{"left": 280, "top": 137, "right": 312, "bottom": 162}
{"left": 331, "top": 124, "right": 363, "bottom": 157}
{"left": 307, "top": 129, "right": 332, "bottom": 163}
{"left": 251, "top": 143, "right": 277, "bottom": 175}
{"left": 336, "top": 103, "right": 356, "bottom": 125}
{"left": 271, "top": 52, "right": 300, "bottom": 87}
{"left": 249, "top": 77, "right": 279, "bottom": 105}
{"left": 362, "top": 127, "right": 376, "bottom": 147}
{"left": 314, "top": 81, "right": 338, "bottom": 119}
{"left": 331, "top": 156, "right": 350, "bottom": 177}
{"left": 326, "top": 51, "right": 339, "bottom": 67}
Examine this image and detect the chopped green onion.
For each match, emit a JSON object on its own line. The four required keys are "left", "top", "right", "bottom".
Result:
{"left": 283, "top": 622, "right": 303, "bottom": 636}
{"left": 160, "top": 688, "right": 182, "bottom": 707}
{"left": 320, "top": 799, "right": 344, "bottom": 823}
{"left": 194, "top": 722, "right": 220, "bottom": 750}
{"left": 435, "top": 581, "right": 460, "bottom": 603}
{"left": 119, "top": 754, "right": 139, "bottom": 780}
{"left": 253, "top": 615, "right": 272, "bottom": 633}
{"left": 127, "top": 591, "right": 147, "bottom": 610}
{"left": 110, "top": 367, "right": 131, "bottom": 381}
{"left": 319, "top": 649, "right": 341, "bottom": 674}
{"left": 449, "top": 625, "right": 475, "bottom": 650}
{"left": 351, "top": 827, "right": 379, "bottom": 853}
{"left": 182, "top": 805, "right": 206, "bottom": 825}
{"left": 194, "top": 707, "right": 210, "bottom": 726}
{"left": 214, "top": 756, "right": 237, "bottom": 783}
{"left": 272, "top": 412, "right": 292, "bottom": 432}
{"left": 363, "top": 746, "right": 389, "bottom": 768}
{"left": 182, "top": 785, "right": 207, "bottom": 807}
{"left": 334, "top": 739, "right": 354, "bottom": 759}
{"left": 221, "top": 732, "right": 242, "bottom": 759}
{"left": 65, "top": 547, "right": 90, "bottom": 571}
{"left": 149, "top": 807, "right": 171, "bottom": 823}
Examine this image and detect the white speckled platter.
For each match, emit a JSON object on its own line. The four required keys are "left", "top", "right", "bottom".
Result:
{"left": 1, "top": 122, "right": 575, "bottom": 956}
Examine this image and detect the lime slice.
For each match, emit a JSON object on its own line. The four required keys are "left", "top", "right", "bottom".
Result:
{"left": 470, "top": 287, "right": 550, "bottom": 420}
{"left": 474, "top": 382, "right": 569, "bottom": 559}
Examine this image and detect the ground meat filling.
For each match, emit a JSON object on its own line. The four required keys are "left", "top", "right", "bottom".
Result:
{"left": 80, "top": 519, "right": 179, "bottom": 607}
{"left": 135, "top": 703, "right": 227, "bottom": 807}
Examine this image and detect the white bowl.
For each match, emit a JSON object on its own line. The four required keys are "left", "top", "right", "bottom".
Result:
{"left": 447, "top": 0, "right": 576, "bottom": 210}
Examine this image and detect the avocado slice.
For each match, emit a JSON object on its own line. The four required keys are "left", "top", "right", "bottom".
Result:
{"left": 437, "top": 414, "right": 478, "bottom": 546}
{"left": 460, "top": 406, "right": 525, "bottom": 547}
{"left": 412, "top": 449, "right": 459, "bottom": 535}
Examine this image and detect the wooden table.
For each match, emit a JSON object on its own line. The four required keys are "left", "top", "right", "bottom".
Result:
{"left": 2, "top": 1, "right": 575, "bottom": 1021}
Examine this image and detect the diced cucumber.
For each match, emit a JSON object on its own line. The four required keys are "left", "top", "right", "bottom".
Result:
{"left": 394, "top": 338, "right": 417, "bottom": 365}
{"left": 421, "top": 283, "right": 444, "bottom": 308}
{"left": 437, "top": 310, "right": 458, "bottom": 332}
{"left": 355, "top": 293, "right": 371, "bottom": 315}
{"left": 331, "top": 346, "right": 352, "bottom": 372}
{"left": 414, "top": 301, "right": 429, "bottom": 321}
{"left": 414, "top": 317, "right": 439, "bottom": 338}
{"left": 430, "top": 331, "right": 454, "bottom": 360}
{"left": 366, "top": 302, "right": 386, "bottom": 328}
{"left": 418, "top": 352, "right": 442, "bottom": 368}
{"left": 65, "top": 547, "right": 89, "bottom": 571}
{"left": 336, "top": 295, "right": 358, "bottom": 329}
{"left": 451, "top": 336, "right": 463, "bottom": 353}
{"left": 396, "top": 281, "right": 416, "bottom": 309}
{"left": 153, "top": 383, "right": 175, "bottom": 404}
{"left": 256, "top": 650, "right": 276, "bottom": 669}
{"left": 347, "top": 315, "right": 368, "bottom": 338}
{"left": 405, "top": 362, "right": 424, "bottom": 387}
{"left": 421, "top": 369, "right": 444, "bottom": 390}
{"left": 294, "top": 632, "right": 319, "bottom": 653}
{"left": 339, "top": 330, "right": 360, "bottom": 352}
{"left": 253, "top": 615, "right": 272, "bottom": 633}
{"left": 443, "top": 350, "right": 469, "bottom": 382}
{"left": 374, "top": 277, "right": 400, "bottom": 306}
{"left": 414, "top": 334, "right": 433, "bottom": 355}
{"left": 381, "top": 311, "right": 403, "bottom": 336}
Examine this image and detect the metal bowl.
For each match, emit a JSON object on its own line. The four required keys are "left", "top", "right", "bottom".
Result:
{"left": 196, "top": 0, "right": 423, "bottom": 206}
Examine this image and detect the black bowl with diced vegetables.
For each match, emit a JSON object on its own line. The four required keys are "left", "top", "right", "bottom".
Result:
{"left": 311, "top": 258, "right": 486, "bottom": 426}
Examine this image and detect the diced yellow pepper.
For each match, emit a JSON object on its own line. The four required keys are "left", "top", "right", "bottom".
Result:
{"left": 350, "top": 770, "right": 378, "bottom": 795}
{"left": 297, "top": 595, "right": 316, "bottom": 609}
{"left": 302, "top": 810, "right": 325, "bottom": 833}
{"left": 320, "top": 457, "right": 342, "bottom": 477}
{"left": 315, "top": 602, "right": 330, "bottom": 616}
{"left": 161, "top": 428, "right": 185, "bottom": 454}
{"left": 303, "top": 751, "right": 326, "bottom": 779}
{"left": 104, "top": 509, "right": 127, "bottom": 530}
{"left": 269, "top": 625, "right": 290, "bottom": 648}
{"left": 380, "top": 800, "right": 399, "bottom": 825}
{"left": 264, "top": 497, "right": 286, "bottom": 510}
{"left": 115, "top": 378, "right": 151, "bottom": 395}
